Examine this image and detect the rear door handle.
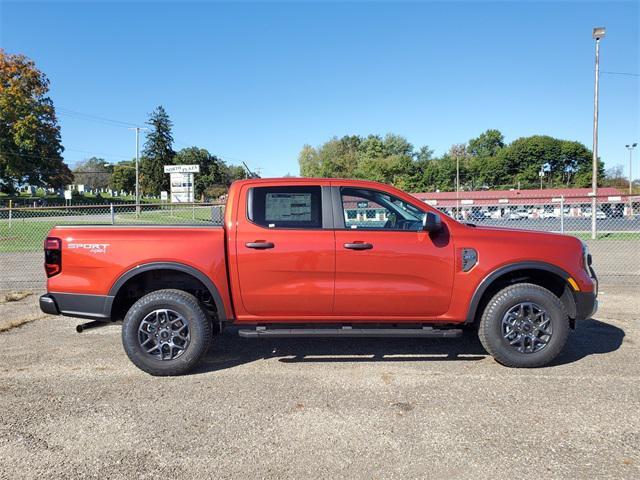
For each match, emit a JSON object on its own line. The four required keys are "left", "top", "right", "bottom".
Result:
{"left": 246, "top": 242, "right": 275, "bottom": 249}
{"left": 344, "top": 242, "right": 373, "bottom": 250}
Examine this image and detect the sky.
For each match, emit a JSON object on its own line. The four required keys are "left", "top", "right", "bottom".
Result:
{"left": 1, "top": 0, "right": 638, "bottom": 179}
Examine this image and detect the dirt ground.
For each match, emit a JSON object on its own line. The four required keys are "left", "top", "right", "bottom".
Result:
{"left": 0, "top": 286, "right": 638, "bottom": 479}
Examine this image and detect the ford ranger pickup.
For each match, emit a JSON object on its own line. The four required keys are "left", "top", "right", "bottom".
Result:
{"left": 40, "top": 178, "right": 598, "bottom": 375}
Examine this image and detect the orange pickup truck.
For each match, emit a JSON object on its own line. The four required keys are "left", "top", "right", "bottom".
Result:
{"left": 40, "top": 178, "right": 597, "bottom": 375}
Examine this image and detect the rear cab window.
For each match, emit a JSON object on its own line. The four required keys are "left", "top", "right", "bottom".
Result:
{"left": 248, "top": 186, "right": 323, "bottom": 229}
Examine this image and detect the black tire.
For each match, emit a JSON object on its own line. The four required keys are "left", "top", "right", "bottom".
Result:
{"left": 478, "top": 283, "right": 569, "bottom": 368}
{"left": 122, "top": 289, "right": 212, "bottom": 376}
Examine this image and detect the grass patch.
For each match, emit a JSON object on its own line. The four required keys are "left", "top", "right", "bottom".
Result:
{"left": 0, "top": 206, "right": 221, "bottom": 253}
{"left": 0, "top": 314, "right": 47, "bottom": 333}
{"left": 569, "top": 232, "right": 640, "bottom": 241}
{"left": 2, "top": 291, "right": 33, "bottom": 303}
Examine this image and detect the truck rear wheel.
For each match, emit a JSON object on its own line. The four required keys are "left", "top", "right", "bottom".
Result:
{"left": 121, "top": 289, "right": 212, "bottom": 376}
{"left": 478, "top": 283, "right": 569, "bottom": 368}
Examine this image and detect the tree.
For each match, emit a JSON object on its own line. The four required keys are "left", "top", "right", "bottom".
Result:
{"left": 73, "top": 157, "right": 111, "bottom": 190}
{"left": 174, "top": 147, "right": 227, "bottom": 200}
{"left": 468, "top": 154, "right": 508, "bottom": 189}
{"left": 298, "top": 133, "right": 426, "bottom": 188}
{"left": 298, "top": 144, "right": 320, "bottom": 177}
{"left": 501, "top": 135, "right": 602, "bottom": 189}
{"left": 223, "top": 164, "right": 248, "bottom": 183}
{"left": 298, "top": 131, "right": 602, "bottom": 192}
{"left": 468, "top": 129, "right": 505, "bottom": 157}
{"left": 0, "top": 49, "right": 72, "bottom": 193}
{"left": 109, "top": 160, "right": 136, "bottom": 194}
{"left": 140, "top": 106, "right": 175, "bottom": 195}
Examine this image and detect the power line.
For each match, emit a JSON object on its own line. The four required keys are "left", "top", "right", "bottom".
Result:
{"left": 56, "top": 107, "right": 142, "bottom": 128}
{"left": 601, "top": 71, "right": 640, "bottom": 77}
{"left": 173, "top": 137, "right": 259, "bottom": 168}
{"left": 64, "top": 148, "right": 131, "bottom": 160}
{"left": 1, "top": 149, "right": 130, "bottom": 163}
{"left": 25, "top": 105, "right": 260, "bottom": 170}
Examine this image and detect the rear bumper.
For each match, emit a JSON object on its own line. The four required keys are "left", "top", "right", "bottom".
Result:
{"left": 39, "top": 293, "right": 113, "bottom": 320}
{"left": 39, "top": 294, "right": 59, "bottom": 315}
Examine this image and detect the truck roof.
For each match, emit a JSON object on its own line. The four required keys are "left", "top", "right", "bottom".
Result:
{"left": 231, "top": 177, "right": 390, "bottom": 188}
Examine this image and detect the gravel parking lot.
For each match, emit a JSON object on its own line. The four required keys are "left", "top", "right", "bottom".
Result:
{"left": 0, "top": 286, "right": 638, "bottom": 479}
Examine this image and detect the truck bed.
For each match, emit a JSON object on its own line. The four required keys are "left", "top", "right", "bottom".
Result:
{"left": 45, "top": 225, "right": 232, "bottom": 317}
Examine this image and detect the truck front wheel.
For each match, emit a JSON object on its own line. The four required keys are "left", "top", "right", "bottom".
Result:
{"left": 121, "top": 289, "right": 212, "bottom": 376}
{"left": 478, "top": 283, "right": 569, "bottom": 368}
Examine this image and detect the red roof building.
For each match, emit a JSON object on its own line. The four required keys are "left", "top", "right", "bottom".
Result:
{"left": 412, "top": 187, "right": 628, "bottom": 207}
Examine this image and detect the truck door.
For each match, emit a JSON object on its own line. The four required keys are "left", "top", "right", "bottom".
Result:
{"left": 332, "top": 185, "right": 454, "bottom": 319}
{"left": 234, "top": 184, "right": 335, "bottom": 317}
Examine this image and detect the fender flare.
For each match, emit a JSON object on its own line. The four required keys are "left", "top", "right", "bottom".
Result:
{"left": 465, "top": 261, "right": 572, "bottom": 323}
{"left": 108, "top": 262, "right": 227, "bottom": 322}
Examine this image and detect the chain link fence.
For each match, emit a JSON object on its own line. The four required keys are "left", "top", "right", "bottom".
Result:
{"left": 432, "top": 195, "right": 640, "bottom": 286}
{"left": 1, "top": 195, "right": 638, "bottom": 293}
{"left": 0, "top": 202, "right": 225, "bottom": 293}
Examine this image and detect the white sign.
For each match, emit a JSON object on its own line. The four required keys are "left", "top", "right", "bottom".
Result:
{"left": 164, "top": 164, "right": 200, "bottom": 174}
{"left": 160, "top": 191, "right": 168, "bottom": 202}
{"left": 64, "top": 190, "right": 72, "bottom": 200}
{"left": 170, "top": 172, "right": 194, "bottom": 203}
{"left": 461, "top": 199, "right": 474, "bottom": 205}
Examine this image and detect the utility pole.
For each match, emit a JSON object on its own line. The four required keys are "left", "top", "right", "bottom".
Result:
{"left": 626, "top": 143, "right": 638, "bottom": 194}
{"left": 456, "top": 153, "right": 460, "bottom": 217}
{"left": 129, "top": 127, "right": 148, "bottom": 216}
{"left": 591, "top": 27, "right": 606, "bottom": 240}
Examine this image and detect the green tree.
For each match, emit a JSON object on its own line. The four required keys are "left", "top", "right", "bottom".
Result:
{"left": 140, "top": 106, "right": 175, "bottom": 195}
{"left": 298, "top": 131, "right": 602, "bottom": 193}
{"left": 468, "top": 154, "right": 508, "bottom": 189}
{"left": 416, "top": 145, "right": 434, "bottom": 162}
{"left": 298, "top": 144, "right": 321, "bottom": 177}
{"left": 501, "top": 135, "right": 602, "bottom": 189}
{"left": 298, "top": 133, "right": 424, "bottom": 186}
{"left": 109, "top": 160, "right": 136, "bottom": 194}
{"left": 0, "top": 49, "right": 72, "bottom": 193}
{"left": 174, "top": 146, "right": 227, "bottom": 200}
{"left": 467, "top": 129, "right": 505, "bottom": 157}
{"left": 298, "top": 135, "right": 362, "bottom": 178}
{"left": 465, "top": 130, "right": 508, "bottom": 189}
{"left": 223, "top": 164, "right": 248, "bottom": 183}
{"left": 73, "top": 157, "right": 111, "bottom": 190}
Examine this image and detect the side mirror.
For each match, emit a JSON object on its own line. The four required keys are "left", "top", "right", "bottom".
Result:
{"left": 423, "top": 212, "right": 442, "bottom": 232}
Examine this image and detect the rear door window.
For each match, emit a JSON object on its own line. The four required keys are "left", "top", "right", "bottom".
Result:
{"left": 248, "top": 186, "right": 323, "bottom": 229}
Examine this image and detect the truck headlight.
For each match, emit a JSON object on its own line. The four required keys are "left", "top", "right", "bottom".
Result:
{"left": 582, "top": 242, "right": 592, "bottom": 272}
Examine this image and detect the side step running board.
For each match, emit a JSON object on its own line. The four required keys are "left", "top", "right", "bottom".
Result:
{"left": 238, "top": 327, "right": 463, "bottom": 339}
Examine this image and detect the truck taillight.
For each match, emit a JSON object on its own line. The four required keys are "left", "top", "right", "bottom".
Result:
{"left": 44, "top": 237, "right": 62, "bottom": 277}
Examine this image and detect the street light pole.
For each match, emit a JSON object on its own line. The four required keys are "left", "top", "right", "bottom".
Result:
{"left": 626, "top": 143, "right": 638, "bottom": 195}
{"left": 539, "top": 166, "right": 545, "bottom": 190}
{"left": 591, "top": 27, "right": 605, "bottom": 240}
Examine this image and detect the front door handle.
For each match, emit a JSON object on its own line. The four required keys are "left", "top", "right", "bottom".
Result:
{"left": 246, "top": 242, "right": 275, "bottom": 249}
{"left": 344, "top": 242, "right": 373, "bottom": 250}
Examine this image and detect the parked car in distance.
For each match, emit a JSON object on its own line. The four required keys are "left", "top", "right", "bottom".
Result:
{"left": 40, "top": 178, "right": 598, "bottom": 375}
{"left": 582, "top": 209, "right": 607, "bottom": 219}
{"left": 467, "top": 210, "right": 488, "bottom": 222}
{"left": 539, "top": 210, "right": 558, "bottom": 219}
